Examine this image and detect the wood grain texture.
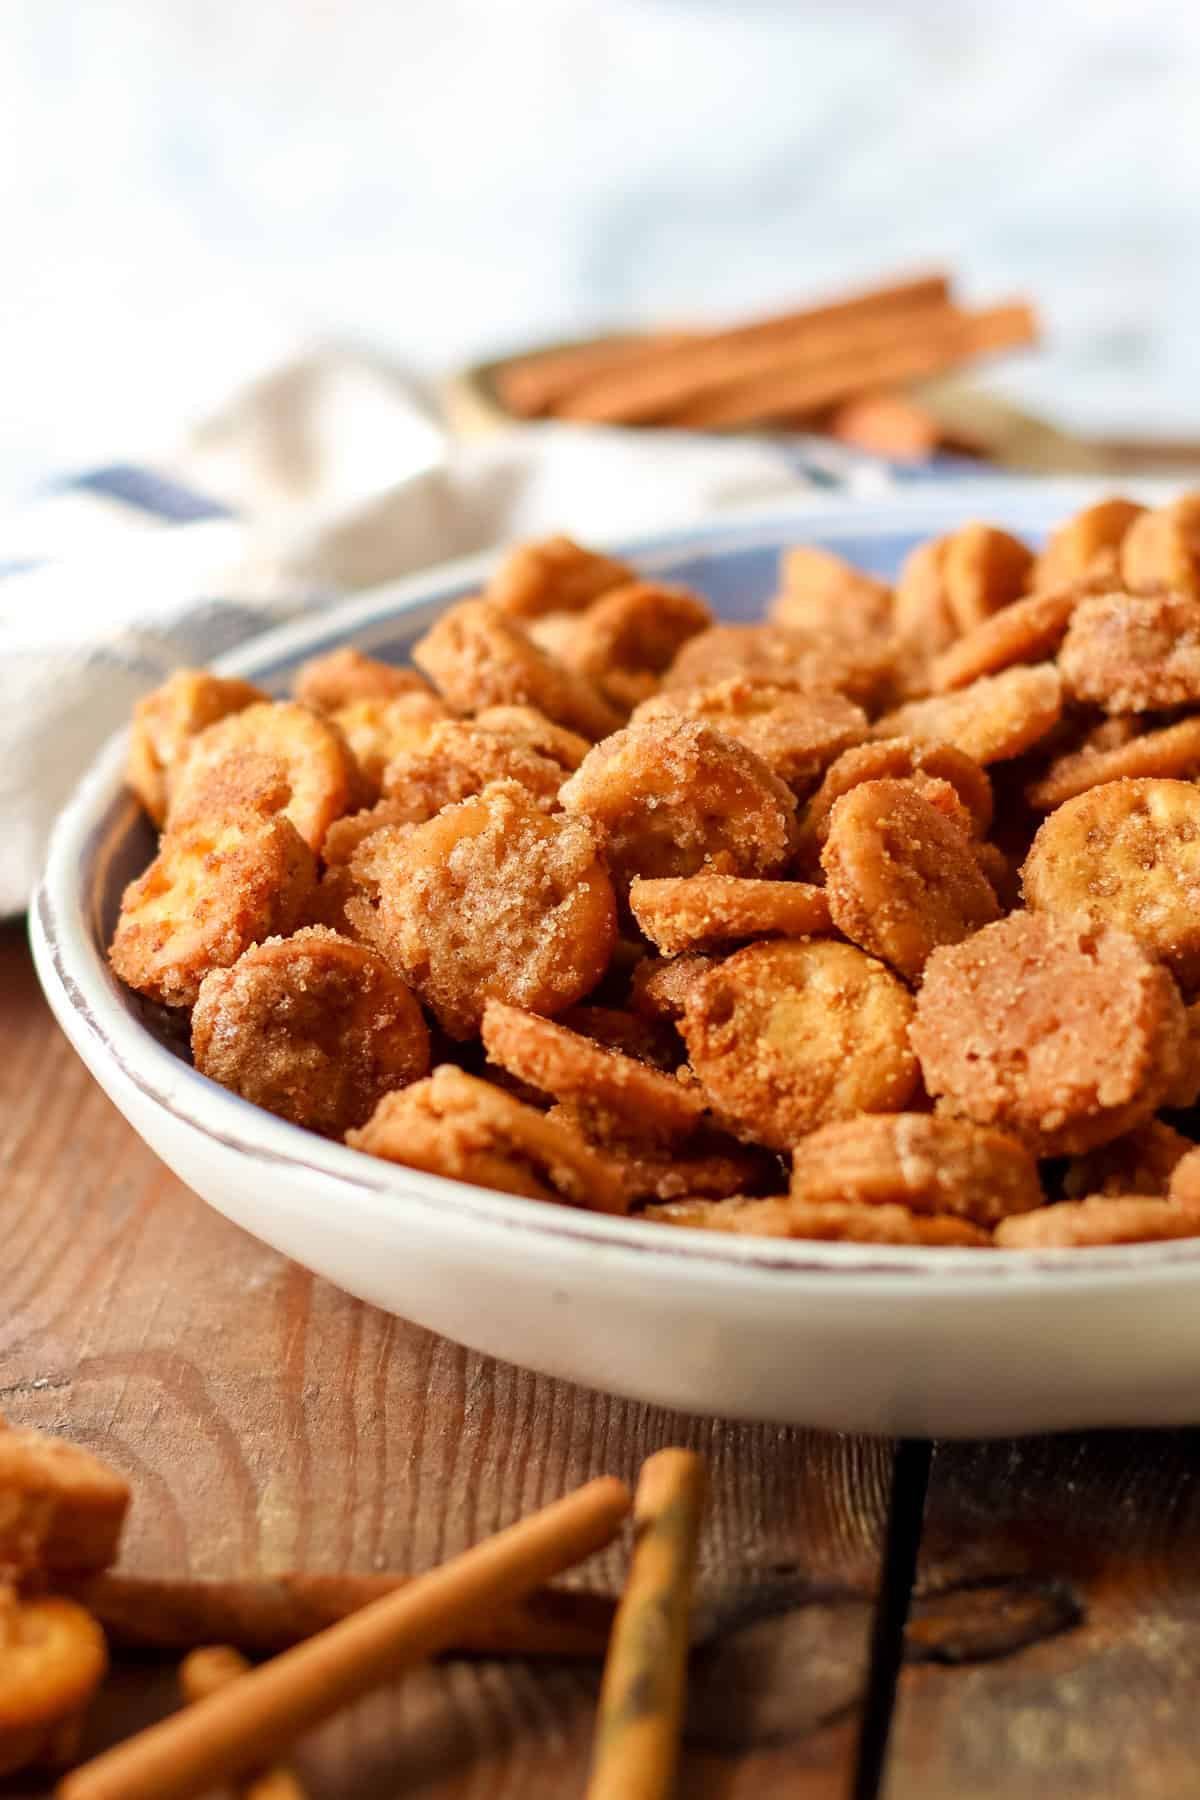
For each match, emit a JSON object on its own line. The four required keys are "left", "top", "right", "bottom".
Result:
{"left": 0, "top": 923, "right": 889, "bottom": 1796}
{"left": 886, "top": 1432, "right": 1200, "bottom": 1799}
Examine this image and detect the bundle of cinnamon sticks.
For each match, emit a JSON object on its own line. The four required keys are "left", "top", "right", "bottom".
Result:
{"left": 57, "top": 1454, "right": 706, "bottom": 1800}
{"left": 493, "top": 269, "right": 1038, "bottom": 450}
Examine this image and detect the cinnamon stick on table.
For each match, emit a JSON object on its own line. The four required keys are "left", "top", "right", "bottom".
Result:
{"left": 586, "top": 1449, "right": 706, "bottom": 1800}
{"left": 180, "top": 1648, "right": 306, "bottom": 1800}
{"left": 551, "top": 269, "right": 953, "bottom": 424}
{"left": 670, "top": 300, "right": 1038, "bottom": 431}
{"left": 68, "top": 1570, "right": 616, "bottom": 1658}
{"left": 57, "top": 1475, "right": 632, "bottom": 1800}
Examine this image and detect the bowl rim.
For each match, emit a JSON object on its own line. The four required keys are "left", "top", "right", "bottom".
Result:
{"left": 34, "top": 476, "right": 1200, "bottom": 1297}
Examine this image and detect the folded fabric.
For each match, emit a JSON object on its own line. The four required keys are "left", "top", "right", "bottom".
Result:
{"left": 0, "top": 345, "right": 895, "bottom": 917}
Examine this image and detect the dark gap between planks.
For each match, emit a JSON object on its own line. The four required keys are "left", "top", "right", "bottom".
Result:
{"left": 850, "top": 1438, "right": 934, "bottom": 1800}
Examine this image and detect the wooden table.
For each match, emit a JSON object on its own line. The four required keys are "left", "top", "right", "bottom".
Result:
{"left": 4, "top": 914, "right": 1200, "bottom": 1798}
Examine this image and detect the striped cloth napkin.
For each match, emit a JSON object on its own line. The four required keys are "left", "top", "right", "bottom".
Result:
{"left": 0, "top": 345, "right": 903, "bottom": 916}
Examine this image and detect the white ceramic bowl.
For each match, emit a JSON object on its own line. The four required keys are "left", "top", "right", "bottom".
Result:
{"left": 33, "top": 479, "right": 1200, "bottom": 1438}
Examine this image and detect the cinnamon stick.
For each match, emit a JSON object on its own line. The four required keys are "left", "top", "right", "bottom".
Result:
{"left": 827, "top": 391, "right": 947, "bottom": 461}
{"left": 180, "top": 1648, "right": 306, "bottom": 1800}
{"left": 552, "top": 271, "right": 953, "bottom": 424}
{"left": 57, "top": 1476, "right": 631, "bottom": 1800}
{"left": 670, "top": 300, "right": 1038, "bottom": 431}
{"left": 585, "top": 1450, "right": 706, "bottom": 1800}
{"left": 496, "top": 332, "right": 697, "bottom": 418}
{"left": 67, "top": 1570, "right": 616, "bottom": 1658}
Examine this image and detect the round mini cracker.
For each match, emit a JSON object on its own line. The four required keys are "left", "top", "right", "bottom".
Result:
{"left": 872, "top": 664, "right": 1063, "bottom": 766}
{"left": 483, "top": 534, "right": 635, "bottom": 618}
{"left": 127, "top": 669, "right": 268, "bottom": 826}
{"left": 630, "top": 953, "right": 717, "bottom": 1023}
{"left": 482, "top": 1000, "right": 704, "bottom": 1145}
{"left": 646, "top": 1193, "right": 988, "bottom": 1247}
{"left": 329, "top": 691, "right": 454, "bottom": 792}
{"left": 1026, "top": 716, "right": 1200, "bottom": 811}
{"left": 1120, "top": 493, "right": 1200, "bottom": 599}
{"left": 771, "top": 546, "right": 893, "bottom": 640}
{"left": 680, "top": 938, "right": 918, "bottom": 1152}
{"left": 1169, "top": 1147, "right": 1200, "bottom": 1208}
{"left": 912, "top": 912, "right": 1188, "bottom": 1155}
{"left": 1022, "top": 777, "right": 1200, "bottom": 988}
{"left": 1032, "top": 496, "right": 1144, "bottom": 590}
{"left": 167, "top": 700, "right": 360, "bottom": 853}
{"left": 995, "top": 1195, "right": 1200, "bottom": 1250}
{"left": 629, "top": 874, "right": 830, "bottom": 956}
{"left": 563, "top": 580, "right": 712, "bottom": 710}
{"left": 473, "top": 704, "right": 591, "bottom": 772}
{"left": 1062, "top": 1120, "right": 1195, "bottom": 1200}
{"left": 348, "top": 780, "right": 617, "bottom": 1039}
{"left": 1058, "top": 590, "right": 1200, "bottom": 714}
{"left": 347, "top": 1065, "right": 625, "bottom": 1213}
{"left": 545, "top": 1107, "right": 777, "bottom": 1206}
{"left": 192, "top": 927, "right": 430, "bottom": 1137}
{"left": 108, "top": 809, "right": 317, "bottom": 1009}
{"left": 379, "top": 719, "right": 563, "bottom": 820}
{"left": 412, "top": 597, "right": 623, "bottom": 739}
{"left": 559, "top": 715, "right": 800, "bottom": 894}
{"left": 633, "top": 679, "right": 868, "bottom": 793}
{"left": 930, "top": 587, "right": 1082, "bottom": 693}
{"left": 801, "top": 737, "right": 993, "bottom": 875}
{"left": 788, "top": 1114, "right": 1042, "bottom": 1227}
{"left": 662, "top": 622, "right": 895, "bottom": 711}
{"left": 821, "top": 778, "right": 1001, "bottom": 982}
{"left": 293, "top": 647, "right": 435, "bottom": 712}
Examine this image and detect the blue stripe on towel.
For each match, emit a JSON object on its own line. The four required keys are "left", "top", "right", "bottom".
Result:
{"left": 60, "top": 464, "right": 232, "bottom": 523}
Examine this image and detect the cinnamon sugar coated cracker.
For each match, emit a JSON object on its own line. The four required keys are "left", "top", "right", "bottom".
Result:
{"left": 662, "top": 621, "right": 895, "bottom": 711}
{"left": 1059, "top": 591, "right": 1200, "bottom": 712}
{"left": 930, "top": 588, "right": 1082, "bottom": 693}
{"left": 912, "top": 913, "right": 1187, "bottom": 1155}
{"left": 560, "top": 580, "right": 712, "bottom": 710}
{"left": 633, "top": 680, "right": 867, "bottom": 792}
{"left": 1026, "top": 716, "right": 1200, "bottom": 810}
{"left": 127, "top": 670, "right": 268, "bottom": 826}
{"left": 995, "top": 1196, "right": 1200, "bottom": 1250}
{"left": 294, "top": 647, "right": 437, "bottom": 711}
{"left": 347, "top": 781, "right": 616, "bottom": 1039}
{"left": 629, "top": 874, "right": 830, "bottom": 954}
{"left": 167, "top": 701, "right": 362, "bottom": 851}
{"left": 1062, "top": 1120, "right": 1195, "bottom": 1199}
{"left": 681, "top": 939, "right": 918, "bottom": 1151}
{"left": 1032, "top": 496, "right": 1144, "bottom": 589}
{"left": 1022, "top": 778, "right": 1200, "bottom": 987}
{"left": 192, "top": 928, "right": 430, "bottom": 1136}
{"left": 413, "top": 598, "right": 623, "bottom": 739}
{"left": 821, "top": 778, "right": 1000, "bottom": 980}
{"left": 110, "top": 810, "right": 316, "bottom": 1007}
{"left": 648, "top": 1194, "right": 989, "bottom": 1247}
{"left": 788, "top": 1114, "right": 1042, "bottom": 1227}
{"left": 482, "top": 1000, "right": 704, "bottom": 1145}
{"left": 105, "top": 499, "right": 1200, "bottom": 1249}
{"left": 873, "top": 664, "right": 1063, "bottom": 765}
{"left": 559, "top": 716, "right": 799, "bottom": 893}
{"left": 348, "top": 1066, "right": 625, "bottom": 1213}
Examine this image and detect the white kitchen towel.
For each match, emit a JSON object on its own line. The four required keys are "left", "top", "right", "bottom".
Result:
{"left": 0, "top": 344, "right": 909, "bottom": 916}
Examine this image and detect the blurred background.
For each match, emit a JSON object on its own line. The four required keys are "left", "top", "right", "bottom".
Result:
{"left": 2, "top": 0, "right": 1196, "bottom": 495}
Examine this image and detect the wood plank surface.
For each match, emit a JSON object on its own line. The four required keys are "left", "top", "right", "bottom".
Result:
{"left": 886, "top": 1432, "right": 1200, "bottom": 1800}
{"left": 0, "top": 920, "right": 890, "bottom": 1797}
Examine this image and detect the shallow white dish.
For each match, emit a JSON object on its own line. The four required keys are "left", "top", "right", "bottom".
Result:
{"left": 32, "top": 478, "right": 1200, "bottom": 1439}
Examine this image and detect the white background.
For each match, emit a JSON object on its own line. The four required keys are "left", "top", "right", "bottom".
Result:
{"left": 2, "top": 0, "right": 1195, "bottom": 495}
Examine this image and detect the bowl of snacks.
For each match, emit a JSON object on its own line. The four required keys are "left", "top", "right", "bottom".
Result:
{"left": 32, "top": 480, "right": 1200, "bottom": 1437}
